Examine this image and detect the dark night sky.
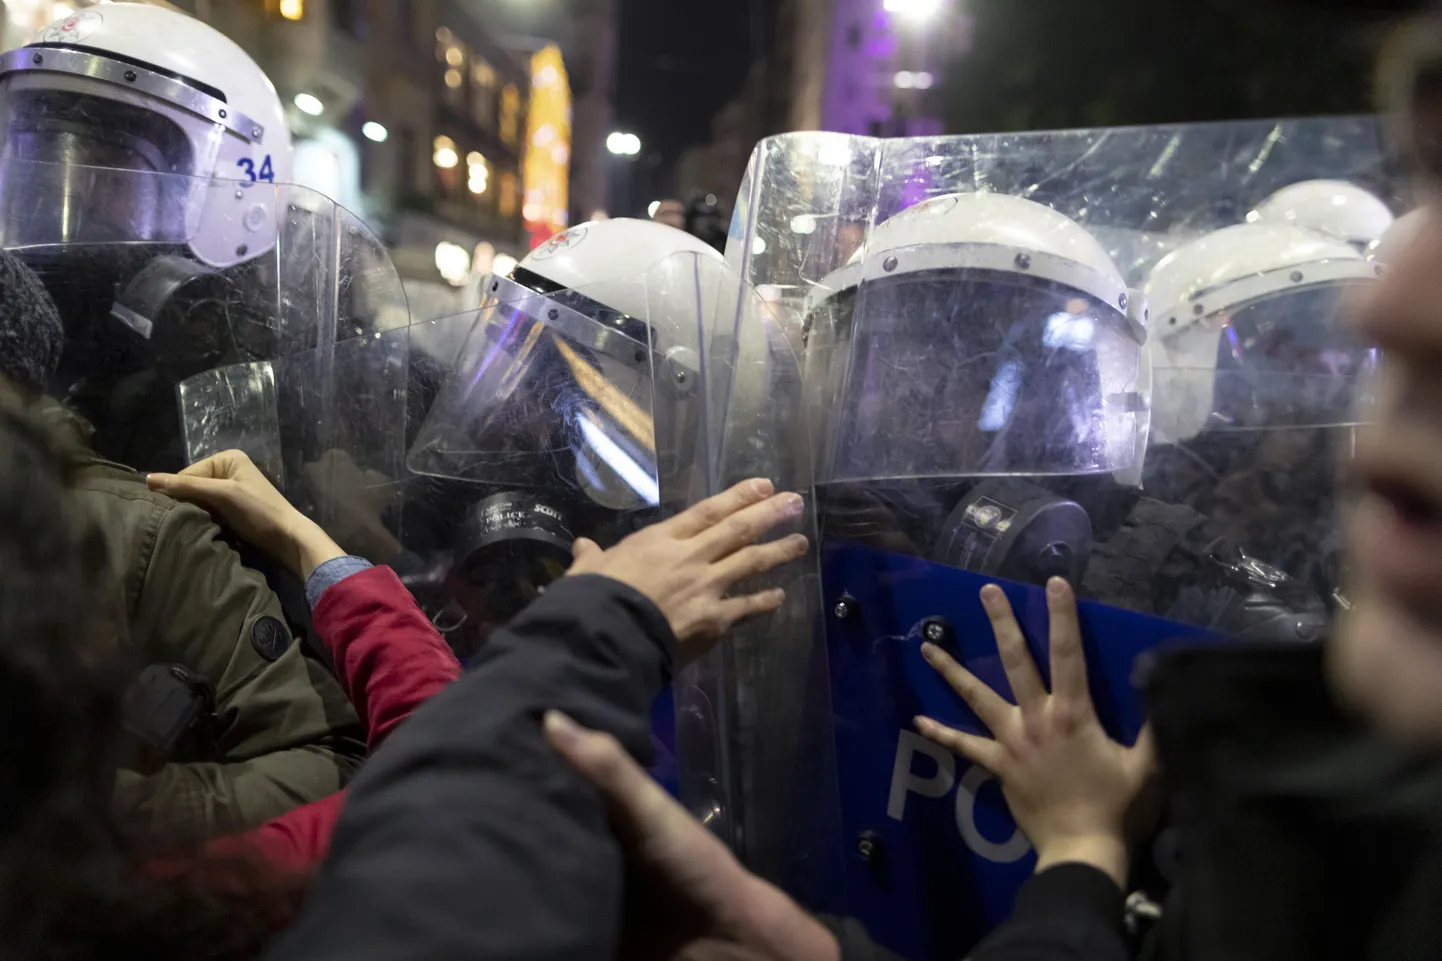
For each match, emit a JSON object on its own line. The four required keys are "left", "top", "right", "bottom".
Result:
{"left": 613, "top": 0, "right": 778, "bottom": 172}
{"left": 603, "top": 0, "right": 1434, "bottom": 203}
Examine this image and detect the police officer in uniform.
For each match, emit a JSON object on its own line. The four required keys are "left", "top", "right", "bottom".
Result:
{"left": 397, "top": 215, "right": 754, "bottom": 653}
{"left": 800, "top": 191, "right": 1333, "bottom": 642}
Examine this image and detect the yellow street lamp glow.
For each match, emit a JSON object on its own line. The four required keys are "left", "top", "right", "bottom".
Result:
{"left": 434, "top": 136, "right": 459, "bottom": 169}
{"left": 435, "top": 242, "right": 470, "bottom": 286}
{"left": 279, "top": 0, "right": 303, "bottom": 20}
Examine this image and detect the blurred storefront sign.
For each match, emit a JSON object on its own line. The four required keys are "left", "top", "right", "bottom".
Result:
{"left": 522, "top": 44, "right": 571, "bottom": 249}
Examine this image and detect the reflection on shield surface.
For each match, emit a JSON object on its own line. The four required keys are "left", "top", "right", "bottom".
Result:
{"left": 99, "top": 114, "right": 1396, "bottom": 960}
{"left": 699, "top": 119, "right": 1396, "bottom": 959}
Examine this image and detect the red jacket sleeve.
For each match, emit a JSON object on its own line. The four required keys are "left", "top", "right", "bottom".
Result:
{"left": 207, "top": 565, "right": 461, "bottom": 873}
{"left": 309, "top": 565, "right": 462, "bottom": 747}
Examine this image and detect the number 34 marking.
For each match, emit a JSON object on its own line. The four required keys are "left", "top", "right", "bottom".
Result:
{"left": 236, "top": 156, "right": 275, "bottom": 183}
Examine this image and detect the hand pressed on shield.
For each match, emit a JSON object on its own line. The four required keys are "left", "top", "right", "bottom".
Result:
{"left": 147, "top": 449, "right": 344, "bottom": 581}
{"left": 567, "top": 478, "right": 809, "bottom": 665}
{"left": 914, "top": 578, "right": 1156, "bottom": 889}
{"left": 543, "top": 711, "right": 839, "bottom": 961}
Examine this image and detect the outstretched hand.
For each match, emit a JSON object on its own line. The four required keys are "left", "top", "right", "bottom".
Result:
{"left": 568, "top": 478, "right": 809, "bottom": 666}
{"left": 544, "top": 711, "right": 839, "bottom": 961}
{"left": 914, "top": 578, "right": 1156, "bottom": 887}
{"left": 147, "top": 450, "right": 344, "bottom": 580}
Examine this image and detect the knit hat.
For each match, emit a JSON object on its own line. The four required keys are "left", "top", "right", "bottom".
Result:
{"left": 0, "top": 250, "right": 63, "bottom": 395}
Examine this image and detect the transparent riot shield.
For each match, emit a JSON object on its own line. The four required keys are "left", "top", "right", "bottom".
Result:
{"left": 5, "top": 157, "right": 442, "bottom": 666}
{"left": 720, "top": 119, "right": 1400, "bottom": 959}
{"left": 1140, "top": 229, "right": 1381, "bottom": 613}
{"left": 0, "top": 159, "right": 406, "bottom": 480}
{"left": 403, "top": 254, "right": 709, "bottom": 658}
{"left": 407, "top": 250, "right": 822, "bottom": 852}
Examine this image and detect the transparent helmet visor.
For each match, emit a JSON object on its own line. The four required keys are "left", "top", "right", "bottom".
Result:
{"left": 0, "top": 84, "right": 216, "bottom": 247}
{"left": 407, "top": 277, "right": 665, "bottom": 511}
{"left": 1157, "top": 282, "right": 1378, "bottom": 436}
{"left": 1214, "top": 284, "right": 1377, "bottom": 427}
{"left": 809, "top": 271, "right": 1145, "bottom": 483}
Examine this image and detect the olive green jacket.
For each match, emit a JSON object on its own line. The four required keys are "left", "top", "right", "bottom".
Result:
{"left": 74, "top": 457, "right": 366, "bottom": 841}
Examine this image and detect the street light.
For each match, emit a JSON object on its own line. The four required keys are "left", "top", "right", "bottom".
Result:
{"left": 894, "top": 71, "right": 934, "bottom": 90}
{"left": 492, "top": 253, "right": 518, "bottom": 278}
{"left": 434, "top": 136, "right": 459, "bottom": 169}
{"left": 294, "top": 93, "right": 324, "bottom": 116}
{"left": 607, "top": 132, "right": 641, "bottom": 157}
{"left": 435, "top": 242, "right": 470, "bottom": 286}
{"left": 883, "top": 0, "right": 943, "bottom": 19}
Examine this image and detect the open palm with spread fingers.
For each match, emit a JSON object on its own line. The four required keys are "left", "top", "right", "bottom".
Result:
{"left": 568, "top": 478, "right": 809, "bottom": 666}
{"left": 914, "top": 578, "right": 1156, "bottom": 888}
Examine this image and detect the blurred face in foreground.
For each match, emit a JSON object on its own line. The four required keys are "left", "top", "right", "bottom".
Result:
{"left": 1331, "top": 203, "right": 1442, "bottom": 744}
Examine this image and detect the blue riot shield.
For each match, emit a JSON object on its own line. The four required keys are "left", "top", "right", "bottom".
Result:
{"left": 708, "top": 118, "right": 1403, "bottom": 958}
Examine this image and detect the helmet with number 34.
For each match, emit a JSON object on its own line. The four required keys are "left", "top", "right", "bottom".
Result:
{"left": 0, "top": 4, "right": 341, "bottom": 475}
{"left": 0, "top": 3, "right": 293, "bottom": 268}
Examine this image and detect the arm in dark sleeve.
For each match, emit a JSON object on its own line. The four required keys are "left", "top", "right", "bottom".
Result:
{"left": 265, "top": 573, "right": 677, "bottom": 961}
{"left": 966, "top": 863, "right": 1131, "bottom": 961}
{"left": 819, "top": 867, "right": 1129, "bottom": 961}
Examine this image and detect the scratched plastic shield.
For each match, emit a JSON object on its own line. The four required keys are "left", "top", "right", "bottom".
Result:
{"left": 409, "top": 247, "right": 815, "bottom": 824}
{"left": 713, "top": 118, "right": 1401, "bottom": 959}
{"left": 0, "top": 159, "right": 407, "bottom": 483}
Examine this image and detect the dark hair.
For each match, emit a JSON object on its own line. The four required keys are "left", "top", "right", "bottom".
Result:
{"left": 0, "top": 408, "right": 306, "bottom": 960}
{"left": 0, "top": 251, "right": 64, "bottom": 395}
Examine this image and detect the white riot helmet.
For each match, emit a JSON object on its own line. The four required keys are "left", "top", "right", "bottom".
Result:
{"left": 804, "top": 192, "right": 1151, "bottom": 485}
{"left": 0, "top": 3, "right": 292, "bottom": 268}
{"left": 1145, "top": 222, "right": 1381, "bottom": 445}
{"left": 1248, "top": 180, "right": 1395, "bottom": 251}
{"left": 410, "top": 219, "right": 743, "bottom": 512}
{"left": 509, "top": 217, "right": 727, "bottom": 323}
